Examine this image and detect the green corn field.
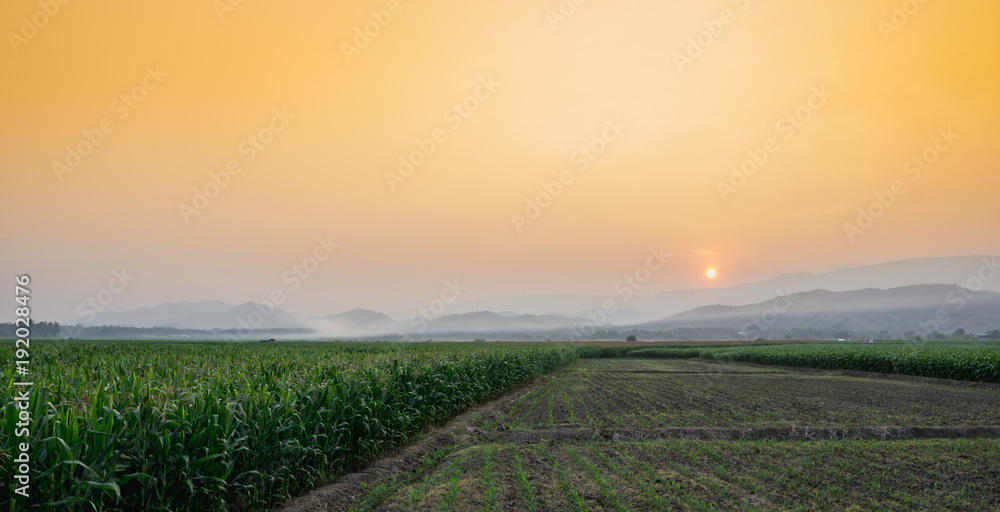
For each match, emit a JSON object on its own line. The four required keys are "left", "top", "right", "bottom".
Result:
{"left": 630, "top": 343, "right": 1000, "bottom": 383}
{"left": 708, "top": 344, "right": 1000, "bottom": 383}
{"left": 4, "top": 340, "right": 999, "bottom": 510}
{"left": 1, "top": 342, "right": 577, "bottom": 511}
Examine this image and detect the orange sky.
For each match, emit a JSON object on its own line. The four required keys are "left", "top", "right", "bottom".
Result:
{"left": 1, "top": 0, "right": 999, "bottom": 320}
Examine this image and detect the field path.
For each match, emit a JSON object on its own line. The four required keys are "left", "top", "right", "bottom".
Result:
{"left": 277, "top": 368, "right": 570, "bottom": 512}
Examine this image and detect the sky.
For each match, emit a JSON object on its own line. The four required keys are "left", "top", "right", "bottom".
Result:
{"left": 1, "top": 0, "right": 998, "bottom": 322}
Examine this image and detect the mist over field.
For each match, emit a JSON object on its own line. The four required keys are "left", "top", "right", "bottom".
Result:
{"left": 10, "top": 255, "right": 993, "bottom": 344}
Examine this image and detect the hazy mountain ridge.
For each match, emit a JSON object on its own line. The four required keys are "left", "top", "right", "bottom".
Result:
{"left": 449, "top": 255, "right": 1000, "bottom": 322}
{"left": 423, "top": 312, "right": 581, "bottom": 332}
{"left": 90, "top": 301, "right": 299, "bottom": 330}
{"left": 73, "top": 257, "right": 1000, "bottom": 338}
{"left": 87, "top": 300, "right": 233, "bottom": 327}
{"left": 647, "top": 285, "right": 1000, "bottom": 337}
{"left": 301, "top": 309, "right": 400, "bottom": 337}
{"left": 87, "top": 285, "right": 997, "bottom": 338}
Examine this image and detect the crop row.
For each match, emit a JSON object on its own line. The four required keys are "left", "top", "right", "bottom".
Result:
{"left": 1, "top": 343, "right": 577, "bottom": 511}
{"left": 629, "top": 344, "right": 1000, "bottom": 383}
{"left": 354, "top": 439, "right": 1000, "bottom": 511}
{"left": 493, "top": 359, "right": 1000, "bottom": 430}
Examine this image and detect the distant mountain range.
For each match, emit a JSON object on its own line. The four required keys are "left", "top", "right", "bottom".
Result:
{"left": 447, "top": 255, "right": 1000, "bottom": 322}
{"left": 75, "top": 256, "right": 1000, "bottom": 339}
{"left": 89, "top": 300, "right": 299, "bottom": 329}
{"left": 642, "top": 284, "right": 1000, "bottom": 338}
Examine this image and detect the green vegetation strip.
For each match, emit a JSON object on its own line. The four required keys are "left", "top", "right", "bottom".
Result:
{"left": 479, "top": 445, "right": 498, "bottom": 512}
{"left": 510, "top": 445, "right": 540, "bottom": 512}
{"left": 0, "top": 343, "right": 577, "bottom": 512}
{"left": 627, "top": 344, "right": 1000, "bottom": 383}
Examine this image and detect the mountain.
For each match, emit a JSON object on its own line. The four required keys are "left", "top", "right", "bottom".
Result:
{"left": 630, "top": 255, "right": 1000, "bottom": 320}
{"left": 424, "top": 312, "right": 579, "bottom": 333}
{"left": 87, "top": 301, "right": 235, "bottom": 327}
{"left": 74, "top": 256, "right": 1000, "bottom": 338}
{"left": 177, "top": 302, "right": 300, "bottom": 329}
{"left": 87, "top": 301, "right": 299, "bottom": 329}
{"left": 447, "top": 255, "right": 1000, "bottom": 324}
{"left": 641, "top": 285, "right": 1000, "bottom": 337}
{"left": 302, "top": 309, "right": 396, "bottom": 337}
{"left": 325, "top": 308, "right": 394, "bottom": 326}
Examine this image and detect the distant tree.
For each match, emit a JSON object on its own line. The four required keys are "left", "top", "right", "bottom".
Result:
{"left": 593, "top": 329, "right": 619, "bottom": 340}
{"left": 904, "top": 330, "right": 916, "bottom": 340}
{"left": 990, "top": 330, "right": 1000, "bottom": 340}
{"left": 950, "top": 328, "right": 967, "bottom": 340}
{"left": 878, "top": 330, "right": 891, "bottom": 340}
{"left": 625, "top": 335, "right": 637, "bottom": 342}
{"left": 1, "top": 321, "right": 61, "bottom": 338}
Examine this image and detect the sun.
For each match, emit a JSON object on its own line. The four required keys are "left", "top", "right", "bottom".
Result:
{"left": 706, "top": 269, "right": 716, "bottom": 279}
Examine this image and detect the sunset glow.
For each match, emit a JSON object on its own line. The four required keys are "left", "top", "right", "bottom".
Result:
{"left": 0, "top": 1, "right": 998, "bottom": 321}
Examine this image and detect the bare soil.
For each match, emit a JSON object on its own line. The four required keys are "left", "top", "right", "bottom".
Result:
{"left": 277, "top": 373, "right": 560, "bottom": 512}
{"left": 279, "top": 358, "right": 1000, "bottom": 511}
{"left": 503, "top": 359, "right": 1000, "bottom": 429}
{"left": 481, "top": 425, "right": 1000, "bottom": 443}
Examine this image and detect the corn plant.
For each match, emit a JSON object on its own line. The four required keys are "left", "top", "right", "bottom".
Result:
{"left": 1, "top": 342, "right": 577, "bottom": 511}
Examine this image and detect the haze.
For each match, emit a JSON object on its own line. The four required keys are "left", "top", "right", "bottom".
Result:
{"left": 1, "top": 1, "right": 998, "bottom": 323}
